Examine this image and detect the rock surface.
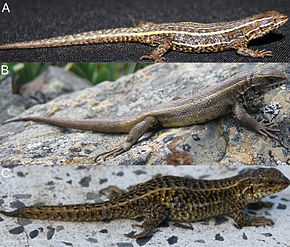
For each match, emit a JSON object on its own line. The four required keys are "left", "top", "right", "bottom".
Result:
{"left": 0, "top": 77, "right": 36, "bottom": 123}
{"left": 0, "top": 165, "right": 289, "bottom": 247}
{"left": 19, "top": 66, "right": 91, "bottom": 101}
{"left": 0, "top": 63, "right": 289, "bottom": 166}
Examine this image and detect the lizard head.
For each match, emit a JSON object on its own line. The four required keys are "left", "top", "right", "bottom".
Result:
{"left": 240, "top": 168, "right": 290, "bottom": 203}
{"left": 246, "top": 11, "right": 288, "bottom": 40}
{"left": 239, "top": 67, "right": 287, "bottom": 102}
{"left": 251, "top": 66, "right": 287, "bottom": 89}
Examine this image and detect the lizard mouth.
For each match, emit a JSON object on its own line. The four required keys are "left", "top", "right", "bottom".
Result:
{"left": 266, "top": 77, "right": 287, "bottom": 90}
{"left": 277, "top": 14, "right": 289, "bottom": 26}
{"left": 270, "top": 12, "right": 288, "bottom": 28}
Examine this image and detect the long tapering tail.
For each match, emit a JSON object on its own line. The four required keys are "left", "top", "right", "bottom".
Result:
{"left": 3, "top": 116, "right": 138, "bottom": 133}
{"left": 0, "top": 27, "right": 142, "bottom": 50}
{"left": 1, "top": 202, "right": 125, "bottom": 222}
{"left": 1, "top": 210, "right": 20, "bottom": 217}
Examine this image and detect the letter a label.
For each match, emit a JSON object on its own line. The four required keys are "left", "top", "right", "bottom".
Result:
{"left": 2, "top": 3, "right": 11, "bottom": 13}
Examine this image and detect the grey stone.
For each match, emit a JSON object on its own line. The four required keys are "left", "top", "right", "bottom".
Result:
{"left": 19, "top": 66, "right": 91, "bottom": 101}
{"left": 0, "top": 76, "right": 36, "bottom": 123}
{"left": 0, "top": 66, "right": 91, "bottom": 123}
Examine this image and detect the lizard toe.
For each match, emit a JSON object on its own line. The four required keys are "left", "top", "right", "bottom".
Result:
{"left": 124, "top": 226, "right": 154, "bottom": 239}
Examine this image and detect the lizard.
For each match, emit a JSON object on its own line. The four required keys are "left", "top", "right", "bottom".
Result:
{"left": 2, "top": 67, "right": 287, "bottom": 162}
{"left": 0, "top": 11, "right": 288, "bottom": 62}
{"left": 1, "top": 168, "right": 289, "bottom": 238}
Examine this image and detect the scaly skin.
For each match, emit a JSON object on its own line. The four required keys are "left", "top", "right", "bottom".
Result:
{"left": 0, "top": 11, "right": 288, "bottom": 61}
{"left": 1, "top": 168, "right": 289, "bottom": 238}
{"left": 3, "top": 67, "right": 287, "bottom": 162}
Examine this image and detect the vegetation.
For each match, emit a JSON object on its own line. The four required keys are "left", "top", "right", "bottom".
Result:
{"left": 0, "top": 63, "right": 151, "bottom": 85}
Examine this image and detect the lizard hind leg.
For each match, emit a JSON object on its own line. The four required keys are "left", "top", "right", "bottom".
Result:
{"left": 140, "top": 36, "right": 173, "bottom": 62}
{"left": 94, "top": 116, "right": 159, "bottom": 163}
{"left": 124, "top": 204, "right": 168, "bottom": 239}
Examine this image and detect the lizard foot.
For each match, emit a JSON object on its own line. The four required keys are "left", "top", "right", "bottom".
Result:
{"left": 236, "top": 47, "right": 272, "bottom": 58}
{"left": 140, "top": 54, "right": 166, "bottom": 63}
{"left": 253, "top": 49, "right": 273, "bottom": 58}
{"left": 236, "top": 215, "right": 274, "bottom": 228}
{"left": 255, "top": 120, "right": 280, "bottom": 141}
{"left": 247, "top": 216, "right": 274, "bottom": 227}
{"left": 94, "top": 142, "right": 132, "bottom": 163}
{"left": 124, "top": 226, "right": 154, "bottom": 239}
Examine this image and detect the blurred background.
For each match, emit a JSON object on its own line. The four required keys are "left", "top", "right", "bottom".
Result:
{"left": 0, "top": 62, "right": 151, "bottom": 86}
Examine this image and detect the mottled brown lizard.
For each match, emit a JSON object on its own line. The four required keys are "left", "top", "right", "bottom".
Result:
{"left": 1, "top": 168, "right": 289, "bottom": 238}
{"left": 3, "top": 67, "right": 287, "bottom": 162}
{"left": 0, "top": 11, "right": 288, "bottom": 61}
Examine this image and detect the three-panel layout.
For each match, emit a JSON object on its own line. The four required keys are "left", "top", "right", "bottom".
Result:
{"left": 0, "top": 1, "right": 289, "bottom": 246}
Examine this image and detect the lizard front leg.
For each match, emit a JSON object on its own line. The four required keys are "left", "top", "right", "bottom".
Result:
{"left": 233, "top": 103, "right": 280, "bottom": 141}
{"left": 234, "top": 41, "right": 272, "bottom": 58}
{"left": 131, "top": 19, "right": 171, "bottom": 62}
{"left": 94, "top": 116, "right": 159, "bottom": 162}
{"left": 233, "top": 207, "right": 274, "bottom": 227}
{"left": 140, "top": 36, "right": 173, "bottom": 62}
{"left": 124, "top": 204, "right": 168, "bottom": 238}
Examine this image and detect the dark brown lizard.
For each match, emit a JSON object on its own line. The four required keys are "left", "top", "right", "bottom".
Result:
{"left": 1, "top": 168, "right": 289, "bottom": 238}
{"left": 3, "top": 67, "right": 287, "bottom": 162}
{"left": 0, "top": 11, "right": 288, "bottom": 62}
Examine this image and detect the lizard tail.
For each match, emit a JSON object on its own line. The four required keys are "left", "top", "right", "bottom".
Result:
{"left": 0, "top": 27, "right": 144, "bottom": 50}
{"left": 1, "top": 202, "right": 133, "bottom": 222}
{"left": 3, "top": 116, "right": 137, "bottom": 133}
{"left": 1, "top": 210, "right": 20, "bottom": 217}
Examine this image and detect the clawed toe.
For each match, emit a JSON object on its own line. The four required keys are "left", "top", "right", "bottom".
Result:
{"left": 140, "top": 55, "right": 165, "bottom": 62}
{"left": 257, "top": 129, "right": 279, "bottom": 141}
{"left": 256, "top": 121, "right": 280, "bottom": 141}
{"left": 131, "top": 223, "right": 143, "bottom": 228}
{"left": 94, "top": 142, "right": 132, "bottom": 162}
{"left": 255, "top": 49, "right": 273, "bottom": 58}
{"left": 251, "top": 216, "right": 274, "bottom": 227}
{"left": 94, "top": 147, "right": 123, "bottom": 162}
{"left": 124, "top": 227, "right": 154, "bottom": 239}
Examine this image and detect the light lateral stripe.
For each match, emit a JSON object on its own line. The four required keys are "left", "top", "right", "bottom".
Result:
{"left": 98, "top": 17, "right": 270, "bottom": 38}
{"left": 171, "top": 41, "right": 231, "bottom": 48}
{"left": 118, "top": 182, "right": 242, "bottom": 201}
